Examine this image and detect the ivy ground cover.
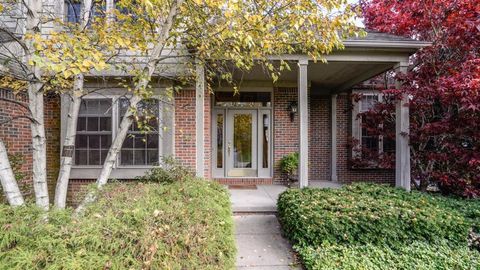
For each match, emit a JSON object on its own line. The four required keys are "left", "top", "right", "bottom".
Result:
{"left": 277, "top": 184, "right": 480, "bottom": 270}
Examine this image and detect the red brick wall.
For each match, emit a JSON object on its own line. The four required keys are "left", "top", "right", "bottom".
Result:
{"left": 273, "top": 87, "right": 299, "bottom": 183}
{"left": 0, "top": 90, "right": 33, "bottom": 199}
{"left": 309, "top": 95, "right": 331, "bottom": 181}
{"left": 204, "top": 90, "right": 211, "bottom": 178}
{"left": 66, "top": 179, "right": 92, "bottom": 207}
{"left": 45, "top": 94, "right": 61, "bottom": 199}
{"left": 0, "top": 91, "right": 61, "bottom": 202}
{"left": 336, "top": 93, "right": 395, "bottom": 184}
{"left": 174, "top": 89, "right": 196, "bottom": 171}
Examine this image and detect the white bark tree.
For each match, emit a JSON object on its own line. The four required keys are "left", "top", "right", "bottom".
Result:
{"left": 0, "top": 140, "right": 24, "bottom": 206}
{"left": 54, "top": 0, "right": 93, "bottom": 209}
{"left": 25, "top": 0, "right": 49, "bottom": 210}
{"left": 75, "top": 0, "right": 184, "bottom": 214}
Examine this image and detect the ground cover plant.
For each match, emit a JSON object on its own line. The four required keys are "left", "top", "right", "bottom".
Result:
{"left": 0, "top": 178, "right": 235, "bottom": 269}
{"left": 278, "top": 184, "right": 480, "bottom": 270}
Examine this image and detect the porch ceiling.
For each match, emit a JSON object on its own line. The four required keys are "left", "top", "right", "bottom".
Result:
{"left": 231, "top": 61, "right": 395, "bottom": 94}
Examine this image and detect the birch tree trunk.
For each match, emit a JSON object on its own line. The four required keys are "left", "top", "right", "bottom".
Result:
{"left": 25, "top": 0, "right": 49, "bottom": 210}
{"left": 54, "top": 0, "right": 92, "bottom": 208}
{"left": 0, "top": 140, "right": 24, "bottom": 206}
{"left": 53, "top": 78, "right": 82, "bottom": 208}
{"left": 75, "top": 0, "right": 184, "bottom": 214}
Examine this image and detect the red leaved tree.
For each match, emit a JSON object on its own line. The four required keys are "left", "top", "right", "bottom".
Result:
{"left": 357, "top": 0, "right": 480, "bottom": 197}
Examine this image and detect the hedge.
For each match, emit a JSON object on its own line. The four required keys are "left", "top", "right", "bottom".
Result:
{"left": 0, "top": 180, "right": 236, "bottom": 270}
{"left": 299, "top": 241, "right": 479, "bottom": 270}
{"left": 277, "top": 183, "right": 480, "bottom": 270}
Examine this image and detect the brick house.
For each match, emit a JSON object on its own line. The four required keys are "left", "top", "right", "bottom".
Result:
{"left": 0, "top": 2, "right": 430, "bottom": 206}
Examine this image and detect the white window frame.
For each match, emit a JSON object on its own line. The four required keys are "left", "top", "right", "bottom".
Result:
{"left": 352, "top": 91, "right": 386, "bottom": 159}
{"left": 117, "top": 98, "right": 162, "bottom": 168}
{"left": 64, "top": 88, "right": 175, "bottom": 179}
{"left": 74, "top": 98, "right": 113, "bottom": 167}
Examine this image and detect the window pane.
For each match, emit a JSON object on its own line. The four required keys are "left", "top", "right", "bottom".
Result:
{"left": 262, "top": 114, "right": 269, "bottom": 168}
{"left": 217, "top": 114, "right": 223, "bottom": 168}
{"left": 215, "top": 92, "right": 271, "bottom": 107}
{"left": 100, "top": 150, "right": 109, "bottom": 164}
{"left": 233, "top": 113, "right": 252, "bottom": 168}
{"left": 76, "top": 135, "right": 88, "bottom": 148}
{"left": 134, "top": 150, "right": 146, "bottom": 165}
{"left": 87, "top": 117, "right": 99, "bottom": 131}
{"left": 100, "top": 135, "right": 111, "bottom": 149}
{"left": 65, "top": 2, "right": 81, "bottom": 23}
{"left": 99, "top": 117, "right": 111, "bottom": 131}
{"left": 122, "top": 136, "right": 134, "bottom": 148}
{"left": 134, "top": 135, "right": 146, "bottom": 149}
{"left": 147, "top": 150, "right": 159, "bottom": 165}
{"left": 88, "top": 135, "right": 100, "bottom": 149}
{"left": 121, "top": 150, "right": 133, "bottom": 165}
{"left": 146, "top": 134, "right": 158, "bottom": 148}
{"left": 89, "top": 150, "right": 101, "bottom": 165}
{"left": 77, "top": 117, "right": 86, "bottom": 131}
{"left": 79, "top": 100, "right": 88, "bottom": 114}
{"left": 86, "top": 100, "right": 99, "bottom": 115}
{"left": 75, "top": 150, "right": 88, "bottom": 165}
{"left": 99, "top": 100, "right": 111, "bottom": 115}
{"left": 383, "top": 138, "right": 395, "bottom": 153}
{"left": 361, "top": 95, "right": 377, "bottom": 112}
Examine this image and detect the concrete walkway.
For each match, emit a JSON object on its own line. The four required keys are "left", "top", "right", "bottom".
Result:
{"left": 230, "top": 185, "right": 287, "bottom": 213}
{"left": 234, "top": 214, "right": 300, "bottom": 269}
{"left": 230, "top": 181, "right": 342, "bottom": 269}
{"left": 229, "top": 181, "right": 342, "bottom": 212}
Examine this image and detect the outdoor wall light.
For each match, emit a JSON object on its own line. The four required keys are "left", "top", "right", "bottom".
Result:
{"left": 288, "top": 101, "right": 298, "bottom": 122}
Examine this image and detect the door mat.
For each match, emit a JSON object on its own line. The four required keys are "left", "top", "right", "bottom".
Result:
{"left": 228, "top": 185, "right": 258, "bottom": 190}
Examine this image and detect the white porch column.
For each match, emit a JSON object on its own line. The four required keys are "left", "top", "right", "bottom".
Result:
{"left": 195, "top": 62, "right": 205, "bottom": 178}
{"left": 330, "top": 94, "right": 338, "bottom": 182}
{"left": 298, "top": 59, "right": 309, "bottom": 188}
{"left": 395, "top": 64, "right": 410, "bottom": 191}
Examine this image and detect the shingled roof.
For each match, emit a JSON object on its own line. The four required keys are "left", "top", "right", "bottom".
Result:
{"left": 343, "top": 30, "right": 431, "bottom": 51}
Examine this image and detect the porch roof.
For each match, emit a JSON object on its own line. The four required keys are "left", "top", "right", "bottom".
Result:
{"left": 229, "top": 31, "right": 431, "bottom": 94}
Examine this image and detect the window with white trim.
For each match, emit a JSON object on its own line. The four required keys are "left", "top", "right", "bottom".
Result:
{"left": 354, "top": 92, "right": 395, "bottom": 159}
{"left": 73, "top": 96, "right": 173, "bottom": 168}
{"left": 65, "top": 1, "right": 81, "bottom": 23}
{"left": 75, "top": 99, "right": 112, "bottom": 165}
{"left": 119, "top": 99, "right": 160, "bottom": 166}
{"left": 64, "top": 0, "right": 107, "bottom": 23}
{"left": 359, "top": 94, "right": 380, "bottom": 153}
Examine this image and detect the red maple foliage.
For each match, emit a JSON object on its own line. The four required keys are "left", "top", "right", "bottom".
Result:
{"left": 357, "top": 0, "right": 480, "bottom": 197}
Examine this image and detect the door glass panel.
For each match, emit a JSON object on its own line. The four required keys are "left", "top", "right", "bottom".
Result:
{"left": 233, "top": 114, "right": 252, "bottom": 168}
{"left": 262, "top": 114, "right": 269, "bottom": 168}
{"left": 217, "top": 114, "right": 224, "bottom": 168}
{"left": 215, "top": 92, "right": 271, "bottom": 107}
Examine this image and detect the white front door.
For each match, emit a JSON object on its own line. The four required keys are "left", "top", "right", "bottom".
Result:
{"left": 226, "top": 110, "right": 258, "bottom": 177}
{"left": 213, "top": 108, "right": 272, "bottom": 178}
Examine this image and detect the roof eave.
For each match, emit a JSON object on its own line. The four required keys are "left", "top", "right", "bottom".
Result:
{"left": 343, "top": 40, "right": 432, "bottom": 53}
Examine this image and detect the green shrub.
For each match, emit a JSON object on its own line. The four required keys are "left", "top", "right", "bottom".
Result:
{"left": 279, "top": 152, "right": 299, "bottom": 179}
{"left": 137, "top": 156, "right": 195, "bottom": 183}
{"left": 0, "top": 180, "right": 235, "bottom": 270}
{"left": 277, "top": 183, "right": 480, "bottom": 270}
{"left": 299, "top": 241, "right": 480, "bottom": 270}
{"left": 278, "top": 184, "right": 475, "bottom": 248}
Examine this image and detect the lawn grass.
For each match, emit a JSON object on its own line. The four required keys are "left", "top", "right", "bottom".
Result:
{"left": 277, "top": 183, "right": 480, "bottom": 270}
{"left": 0, "top": 179, "right": 236, "bottom": 270}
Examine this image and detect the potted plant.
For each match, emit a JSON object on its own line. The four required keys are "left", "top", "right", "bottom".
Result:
{"left": 279, "top": 152, "right": 299, "bottom": 187}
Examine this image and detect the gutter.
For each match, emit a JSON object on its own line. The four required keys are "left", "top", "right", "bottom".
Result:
{"left": 344, "top": 40, "right": 432, "bottom": 50}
